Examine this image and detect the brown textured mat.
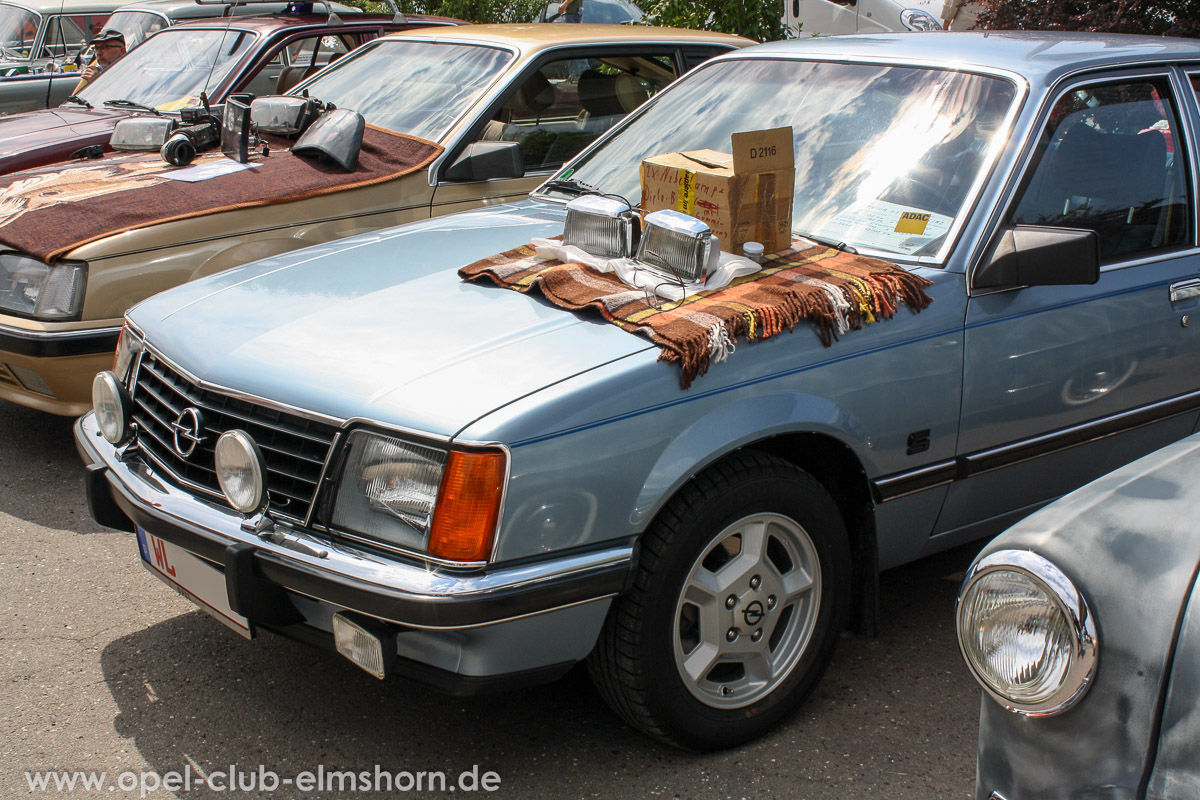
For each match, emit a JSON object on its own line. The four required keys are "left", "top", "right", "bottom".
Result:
{"left": 460, "top": 238, "right": 934, "bottom": 388}
{"left": 0, "top": 125, "right": 442, "bottom": 263}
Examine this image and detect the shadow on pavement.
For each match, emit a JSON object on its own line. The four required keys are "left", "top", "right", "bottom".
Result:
{"left": 99, "top": 541, "right": 982, "bottom": 799}
{"left": 0, "top": 398, "right": 106, "bottom": 533}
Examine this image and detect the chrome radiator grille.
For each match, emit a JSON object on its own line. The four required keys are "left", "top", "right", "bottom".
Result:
{"left": 130, "top": 350, "right": 339, "bottom": 522}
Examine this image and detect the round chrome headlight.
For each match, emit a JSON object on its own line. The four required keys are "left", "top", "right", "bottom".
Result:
{"left": 92, "top": 371, "right": 128, "bottom": 445}
{"left": 214, "top": 430, "right": 267, "bottom": 514}
{"left": 957, "top": 550, "right": 1098, "bottom": 716}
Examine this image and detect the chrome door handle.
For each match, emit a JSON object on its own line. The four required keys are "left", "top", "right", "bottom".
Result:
{"left": 1170, "top": 278, "right": 1200, "bottom": 303}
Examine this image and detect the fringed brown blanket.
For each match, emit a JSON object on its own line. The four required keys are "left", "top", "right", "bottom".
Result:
{"left": 0, "top": 125, "right": 442, "bottom": 263}
{"left": 460, "top": 238, "right": 935, "bottom": 389}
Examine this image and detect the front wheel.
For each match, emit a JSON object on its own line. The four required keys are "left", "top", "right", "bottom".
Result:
{"left": 588, "top": 451, "right": 851, "bottom": 750}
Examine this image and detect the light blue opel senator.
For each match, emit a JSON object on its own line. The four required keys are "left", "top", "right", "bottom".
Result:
{"left": 76, "top": 31, "right": 1200, "bottom": 749}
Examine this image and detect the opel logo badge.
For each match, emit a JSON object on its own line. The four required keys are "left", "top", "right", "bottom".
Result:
{"left": 170, "top": 407, "right": 205, "bottom": 458}
{"left": 742, "top": 601, "right": 765, "bottom": 627}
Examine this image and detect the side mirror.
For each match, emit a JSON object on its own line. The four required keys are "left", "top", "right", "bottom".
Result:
{"left": 973, "top": 225, "right": 1099, "bottom": 291}
{"left": 443, "top": 141, "right": 524, "bottom": 182}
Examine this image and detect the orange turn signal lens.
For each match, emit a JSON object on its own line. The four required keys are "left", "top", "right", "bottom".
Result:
{"left": 427, "top": 449, "right": 506, "bottom": 563}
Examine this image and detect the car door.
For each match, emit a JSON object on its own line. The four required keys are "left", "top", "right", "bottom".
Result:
{"left": 430, "top": 46, "right": 691, "bottom": 218}
{"left": 935, "top": 70, "right": 1200, "bottom": 538}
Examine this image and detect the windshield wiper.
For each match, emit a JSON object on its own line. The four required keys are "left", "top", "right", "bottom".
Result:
{"left": 62, "top": 95, "right": 92, "bottom": 109}
{"left": 540, "top": 177, "right": 603, "bottom": 197}
{"left": 796, "top": 231, "right": 857, "bottom": 255}
{"left": 102, "top": 99, "right": 160, "bottom": 115}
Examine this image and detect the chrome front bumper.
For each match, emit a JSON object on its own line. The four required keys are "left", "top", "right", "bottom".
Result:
{"left": 76, "top": 411, "right": 632, "bottom": 632}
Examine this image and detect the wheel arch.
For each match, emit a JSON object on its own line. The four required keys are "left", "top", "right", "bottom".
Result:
{"left": 627, "top": 392, "right": 880, "bottom": 635}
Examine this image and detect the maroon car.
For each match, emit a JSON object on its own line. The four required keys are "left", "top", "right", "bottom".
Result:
{"left": 0, "top": 9, "right": 462, "bottom": 173}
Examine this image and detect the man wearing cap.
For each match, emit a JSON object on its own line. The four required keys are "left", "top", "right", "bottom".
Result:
{"left": 73, "top": 30, "right": 126, "bottom": 93}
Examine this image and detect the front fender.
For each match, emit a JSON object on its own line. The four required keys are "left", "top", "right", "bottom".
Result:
{"left": 629, "top": 391, "right": 872, "bottom": 528}
{"left": 189, "top": 237, "right": 322, "bottom": 281}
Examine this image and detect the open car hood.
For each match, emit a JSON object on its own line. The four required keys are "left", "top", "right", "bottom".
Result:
{"left": 127, "top": 201, "right": 654, "bottom": 438}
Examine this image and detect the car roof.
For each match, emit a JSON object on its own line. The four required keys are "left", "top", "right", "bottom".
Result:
{"left": 377, "top": 22, "right": 750, "bottom": 53}
{"left": 740, "top": 31, "right": 1200, "bottom": 87}
{"left": 112, "top": 0, "right": 349, "bottom": 15}
{"left": 1, "top": 0, "right": 126, "bottom": 13}
{"left": 163, "top": 10, "right": 458, "bottom": 33}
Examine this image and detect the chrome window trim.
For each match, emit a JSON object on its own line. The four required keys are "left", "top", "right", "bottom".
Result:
{"left": 534, "top": 53, "right": 1029, "bottom": 268}
{"left": 957, "top": 549, "right": 1099, "bottom": 717}
{"left": 967, "top": 66, "right": 1198, "bottom": 293}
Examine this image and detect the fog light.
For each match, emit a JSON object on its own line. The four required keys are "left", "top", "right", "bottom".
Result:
{"left": 92, "top": 371, "right": 128, "bottom": 444}
{"left": 563, "top": 194, "right": 639, "bottom": 258}
{"left": 214, "top": 430, "right": 267, "bottom": 514}
{"left": 333, "top": 613, "right": 394, "bottom": 679}
{"left": 637, "top": 209, "right": 719, "bottom": 285}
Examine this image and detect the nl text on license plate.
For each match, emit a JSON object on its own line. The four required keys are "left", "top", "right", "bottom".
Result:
{"left": 135, "top": 527, "right": 252, "bottom": 638}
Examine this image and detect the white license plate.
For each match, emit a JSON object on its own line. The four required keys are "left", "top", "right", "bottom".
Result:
{"left": 136, "top": 527, "right": 252, "bottom": 639}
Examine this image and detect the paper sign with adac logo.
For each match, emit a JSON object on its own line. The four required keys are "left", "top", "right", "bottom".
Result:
{"left": 640, "top": 126, "right": 795, "bottom": 252}
{"left": 895, "top": 211, "right": 932, "bottom": 235}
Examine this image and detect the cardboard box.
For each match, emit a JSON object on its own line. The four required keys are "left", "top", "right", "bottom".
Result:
{"left": 639, "top": 126, "right": 794, "bottom": 253}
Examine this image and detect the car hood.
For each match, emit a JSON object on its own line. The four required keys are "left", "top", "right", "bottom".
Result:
{"left": 127, "top": 201, "right": 654, "bottom": 438}
{"left": 0, "top": 104, "right": 124, "bottom": 160}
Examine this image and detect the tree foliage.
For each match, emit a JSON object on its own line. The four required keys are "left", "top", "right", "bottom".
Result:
{"left": 640, "top": 0, "right": 789, "bottom": 42}
{"left": 974, "top": 0, "right": 1200, "bottom": 37}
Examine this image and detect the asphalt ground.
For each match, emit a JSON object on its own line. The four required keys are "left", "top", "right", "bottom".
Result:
{"left": 0, "top": 397, "right": 981, "bottom": 800}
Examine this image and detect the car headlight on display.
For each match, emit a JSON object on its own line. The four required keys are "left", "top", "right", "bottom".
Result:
{"left": 333, "top": 430, "right": 506, "bottom": 563}
{"left": 900, "top": 8, "right": 942, "bottom": 30}
{"left": 112, "top": 323, "right": 144, "bottom": 383}
{"left": 956, "top": 549, "right": 1098, "bottom": 716}
{"left": 0, "top": 254, "right": 87, "bottom": 320}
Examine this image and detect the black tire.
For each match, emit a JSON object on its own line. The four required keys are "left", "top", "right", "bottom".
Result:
{"left": 587, "top": 450, "right": 851, "bottom": 750}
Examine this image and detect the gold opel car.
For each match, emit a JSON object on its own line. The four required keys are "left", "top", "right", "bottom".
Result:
{"left": 0, "top": 24, "right": 748, "bottom": 414}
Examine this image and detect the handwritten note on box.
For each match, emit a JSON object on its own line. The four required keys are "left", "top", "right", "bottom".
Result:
{"left": 639, "top": 127, "right": 794, "bottom": 252}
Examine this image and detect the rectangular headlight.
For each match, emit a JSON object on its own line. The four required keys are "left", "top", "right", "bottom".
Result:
{"left": 0, "top": 254, "right": 87, "bottom": 320}
{"left": 332, "top": 430, "right": 507, "bottom": 563}
{"left": 333, "top": 431, "right": 448, "bottom": 553}
{"left": 113, "top": 323, "right": 144, "bottom": 383}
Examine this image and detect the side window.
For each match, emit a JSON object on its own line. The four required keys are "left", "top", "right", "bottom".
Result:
{"left": 244, "top": 35, "right": 354, "bottom": 97}
{"left": 38, "top": 15, "right": 87, "bottom": 60}
{"left": 473, "top": 52, "right": 677, "bottom": 173}
{"left": 1010, "top": 78, "right": 1190, "bottom": 262}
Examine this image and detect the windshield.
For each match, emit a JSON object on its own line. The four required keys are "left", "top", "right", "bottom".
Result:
{"left": 104, "top": 10, "right": 169, "bottom": 49}
{"left": 0, "top": 3, "right": 41, "bottom": 61}
{"left": 296, "top": 40, "right": 514, "bottom": 142}
{"left": 555, "top": 59, "right": 1018, "bottom": 259}
{"left": 77, "top": 27, "right": 256, "bottom": 111}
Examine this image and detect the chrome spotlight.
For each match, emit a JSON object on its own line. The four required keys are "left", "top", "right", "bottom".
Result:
{"left": 563, "top": 195, "right": 639, "bottom": 259}
{"left": 636, "top": 209, "right": 720, "bottom": 285}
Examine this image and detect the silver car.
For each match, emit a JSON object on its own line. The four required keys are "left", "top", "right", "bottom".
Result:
{"left": 957, "top": 432, "right": 1200, "bottom": 799}
{"left": 77, "top": 31, "right": 1200, "bottom": 750}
